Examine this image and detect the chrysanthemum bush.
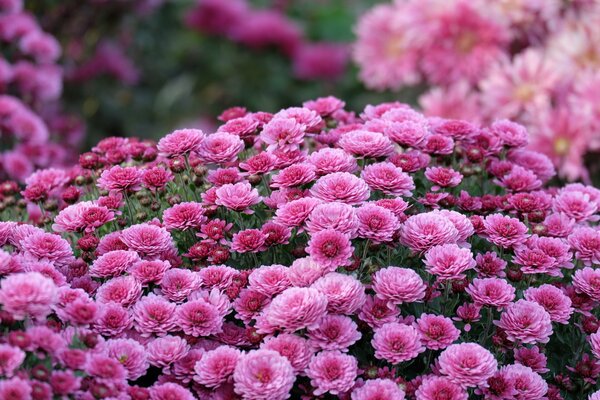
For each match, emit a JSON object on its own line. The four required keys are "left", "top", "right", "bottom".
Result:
{"left": 1, "top": 97, "right": 600, "bottom": 399}
{"left": 353, "top": 0, "right": 600, "bottom": 182}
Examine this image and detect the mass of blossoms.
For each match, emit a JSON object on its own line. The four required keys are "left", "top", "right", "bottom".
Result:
{"left": 0, "top": 0, "right": 84, "bottom": 182}
{"left": 185, "top": 0, "right": 349, "bottom": 81}
{"left": 354, "top": 0, "right": 600, "bottom": 181}
{"left": 2, "top": 96, "right": 600, "bottom": 400}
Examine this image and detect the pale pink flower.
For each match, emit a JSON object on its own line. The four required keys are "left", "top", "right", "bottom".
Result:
{"left": 248, "top": 265, "right": 291, "bottom": 297}
{"left": 52, "top": 201, "right": 114, "bottom": 233}
{"left": 356, "top": 203, "right": 400, "bottom": 243}
{"left": 310, "top": 172, "right": 370, "bottom": 205}
{"left": 312, "top": 272, "right": 366, "bottom": 315}
{"left": 496, "top": 300, "right": 553, "bottom": 344}
{"left": 90, "top": 250, "right": 141, "bottom": 278}
{"left": 424, "top": 244, "right": 475, "bottom": 281}
{"left": 372, "top": 322, "right": 424, "bottom": 364}
{"left": 20, "top": 231, "right": 74, "bottom": 267}
{"left": 194, "top": 345, "right": 241, "bottom": 388}
{"left": 146, "top": 335, "right": 189, "bottom": 367}
{"left": 306, "top": 350, "right": 358, "bottom": 396}
{"left": 419, "top": 81, "right": 481, "bottom": 123}
{"left": 133, "top": 294, "right": 177, "bottom": 337}
{"left": 305, "top": 202, "right": 359, "bottom": 238}
{"left": 437, "top": 343, "right": 498, "bottom": 388}
{"left": 275, "top": 197, "right": 321, "bottom": 227}
{"left": 400, "top": 212, "right": 459, "bottom": 253}
{"left": 361, "top": 162, "right": 415, "bottom": 196}
{"left": 308, "top": 148, "right": 357, "bottom": 175}
{"left": 162, "top": 202, "right": 206, "bottom": 231}
{"left": 0, "top": 271, "right": 57, "bottom": 320}
{"left": 553, "top": 189, "right": 599, "bottom": 223}
{"left": 338, "top": 130, "right": 394, "bottom": 158}
{"left": 372, "top": 266, "right": 426, "bottom": 306}
{"left": 466, "top": 278, "right": 516, "bottom": 308}
{"left": 215, "top": 182, "right": 262, "bottom": 214}
{"left": 0, "top": 344, "right": 25, "bottom": 377}
{"left": 150, "top": 382, "right": 195, "bottom": 400}
{"left": 415, "top": 376, "right": 467, "bottom": 400}
{"left": 157, "top": 128, "right": 205, "bottom": 157}
{"left": 106, "top": 338, "right": 149, "bottom": 380}
{"left": 260, "top": 117, "right": 306, "bottom": 152}
{"left": 287, "top": 257, "right": 328, "bottom": 287}
{"left": 260, "top": 333, "right": 312, "bottom": 374}
{"left": 198, "top": 132, "right": 244, "bottom": 164}
{"left": 270, "top": 163, "right": 316, "bottom": 188}
{"left": 416, "top": 314, "right": 460, "bottom": 350}
{"left": 307, "top": 314, "right": 361, "bottom": 351}
{"left": 233, "top": 349, "right": 295, "bottom": 400}
{"left": 351, "top": 378, "right": 406, "bottom": 400}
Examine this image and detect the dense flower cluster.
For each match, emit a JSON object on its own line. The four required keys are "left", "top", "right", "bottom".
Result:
{"left": 354, "top": 0, "right": 600, "bottom": 181}
{"left": 185, "top": 0, "right": 349, "bottom": 81}
{"left": 1, "top": 97, "right": 600, "bottom": 399}
{"left": 0, "top": 0, "right": 83, "bottom": 182}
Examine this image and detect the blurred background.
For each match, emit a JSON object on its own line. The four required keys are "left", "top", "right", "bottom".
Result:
{"left": 2, "top": 0, "right": 600, "bottom": 184}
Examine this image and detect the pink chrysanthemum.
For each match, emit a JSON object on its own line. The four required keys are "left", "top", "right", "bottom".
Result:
{"left": 90, "top": 250, "right": 141, "bottom": 278}
{"left": 573, "top": 267, "right": 600, "bottom": 301}
{"left": 198, "top": 131, "right": 244, "bottom": 164}
{"left": 361, "top": 162, "right": 415, "bottom": 197}
{"left": 338, "top": 130, "right": 394, "bottom": 158}
{"left": 159, "top": 268, "right": 200, "bottom": 302}
{"left": 215, "top": 182, "right": 262, "bottom": 214}
{"left": 372, "top": 266, "right": 426, "bottom": 306}
{"left": 568, "top": 227, "right": 600, "bottom": 266}
{"left": 157, "top": 128, "right": 205, "bottom": 157}
{"left": 501, "top": 364, "right": 548, "bottom": 400}
{"left": 194, "top": 345, "right": 241, "bottom": 388}
{"left": 416, "top": 314, "right": 460, "bottom": 350}
{"left": 121, "top": 223, "right": 175, "bottom": 259}
{"left": 260, "top": 117, "right": 306, "bottom": 152}
{"left": 358, "top": 295, "right": 400, "bottom": 329}
{"left": 483, "top": 214, "right": 529, "bottom": 248}
{"left": 306, "top": 350, "right": 358, "bottom": 396}
{"left": 437, "top": 343, "right": 498, "bottom": 388}
{"left": 310, "top": 172, "right": 370, "bottom": 205}
{"left": 233, "top": 349, "right": 295, "bottom": 400}
{"left": 423, "top": 244, "right": 475, "bottom": 281}
{"left": 305, "top": 202, "right": 359, "bottom": 238}
{"left": 356, "top": 203, "right": 400, "bottom": 243}
{"left": 524, "top": 284, "right": 573, "bottom": 324}
{"left": 146, "top": 335, "right": 189, "bottom": 367}
{"left": 94, "top": 302, "right": 133, "bottom": 337}
{"left": 97, "top": 165, "right": 143, "bottom": 192}
{"left": 400, "top": 212, "right": 459, "bottom": 253}
{"left": 275, "top": 197, "right": 321, "bottom": 227}
{"left": 52, "top": 201, "right": 115, "bottom": 233}
{"left": 260, "top": 333, "right": 312, "bottom": 374}
{"left": 248, "top": 264, "right": 291, "bottom": 297}
{"left": 415, "top": 375, "right": 467, "bottom": 400}
{"left": 372, "top": 322, "right": 424, "bottom": 364}
{"left": 0, "top": 271, "right": 57, "bottom": 320}
{"left": 133, "top": 294, "right": 177, "bottom": 337}
{"left": 495, "top": 300, "right": 553, "bottom": 344}
{"left": 287, "top": 257, "right": 328, "bottom": 287}
{"left": 466, "top": 278, "right": 516, "bottom": 309}
{"left": 106, "top": 338, "right": 149, "bottom": 380}
{"left": 150, "top": 382, "right": 195, "bottom": 400}
{"left": 351, "top": 378, "right": 406, "bottom": 400}
{"left": 307, "top": 314, "right": 361, "bottom": 352}
{"left": 0, "top": 344, "right": 25, "bottom": 377}
{"left": 425, "top": 167, "right": 463, "bottom": 191}
{"left": 95, "top": 275, "right": 142, "bottom": 307}
{"left": 306, "top": 229, "right": 354, "bottom": 269}
{"left": 19, "top": 231, "right": 74, "bottom": 267}
{"left": 312, "top": 273, "right": 366, "bottom": 315}
{"left": 176, "top": 298, "right": 223, "bottom": 337}
{"left": 162, "top": 202, "right": 206, "bottom": 231}
{"left": 308, "top": 147, "right": 357, "bottom": 175}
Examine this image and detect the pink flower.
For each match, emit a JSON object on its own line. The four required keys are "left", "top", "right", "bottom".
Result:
{"left": 573, "top": 267, "right": 600, "bottom": 301}
{"left": 361, "top": 162, "right": 415, "bottom": 197}
{"left": 356, "top": 203, "right": 400, "bottom": 243}
{"left": 569, "top": 227, "right": 600, "bottom": 266}
{"left": 121, "top": 223, "right": 175, "bottom": 259}
{"left": 106, "top": 338, "right": 149, "bottom": 380}
{"left": 233, "top": 349, "right": 295, "bottom": 400}
{"left": 308, "top": 148, "right": 357, "bottom": 175}
{"left": 215, "top": 182, "right": 262, "bottom": 214}
{"left": 198, "top": 264, "right": 238, "bottom": 290}
{"left": 353, "top": 3, "right": 419, "bottom": 90}
{"left": 437, "top": 210, "right": 474, "bottom": 245}
{"left": 416, "top": 314, "right": 460, "bottom": 350}
{"left": 271, "top": 163, "right": 316, "bottom": 188}
{"left": 553, "top": 189, "right": 599, "bottom": 223}
{"left": 496, "top": 165, "right": 542, "bottom": 192}
{"left": 176, "top": 298, "right": 223, "bottom": 337}
{"left": 306, "top": 350, "right": 358, "bottom": 396}
{"left": 97, "top": 165, "right": 143, "bottom": 192}
{"left": 0, "top": 377, "right": 32, "bottom": 399}
{"left": 275, "top": 197, "right": 321, "bottom": 227}
{"left": 292, "top": 42, "right": 349, "bottom": 80}
{"left": 372, "top": 267, "right": 426, "bottom": 306}
{"left": 306, "top": 229, "right": 354, "bottom": 269}
{"left": 162, "top": 202, "right": 206, "bottom": 231}
{"left": 129, "top": 259, "right": 171, "bottom": 285}
{"left": 255, "top": 336, "right": 311, "bottom": 380}
{"left": 85, "top": 353, "right": 127, "bottom": 381}
{"left": 248, "top": 265, "right": 291, "bottom": 297}
{"left": 90, "top": 250, "right": 141, "bottom": 278}
{"left": 372, "top": 322, "right": 424, "bottom": 364}
{"left": 255, "top": 287, "right": 328, "bottom": 333}
{"left": 437, "top": 343, "right": 498, "bottom": 388}
{"left": 305, "top": 202, "right": 359, "bottom": 238}
{"left": 508, "top": 149, "right": 556, "bottom": 183}
{"left": 491, "top": 119, "right": 529, "bottom": 148}
{"left": 466, "top": 278, "right": 515, "bottom": 308}
{"left": 20, "top": 231, "right": 74, "bottom": 268}
{"left": 160, "top": 268, "right": 200, "bottom": 302}
{"left": 307, "top": 314, "right": 362, "bottom": 351}
{"left": 147, "top": 335, "right": 189, "bottom": 367}
{"left": 475, "top": 251, "right": 507, "bottom": 277}
{"left": 231, "top": 229, "right": 267, "bottom": 253}
{"left": 514, "top": 346, "right": 549, "bottom": 374}
{"left": 198, "top": 132, "right": 244, "bottom": 164}
{"left": 496, "top": 300, "right": 553, "bottom": 344}
{"left": 260, "top": 117, "right": 306, "bottom": 152}
{"left": 415, "top": 376, "right": 467, "bottom": 400}
{"left": 150, "top": 382, "right": 195, "bottom": 400}
{"left": 358, "top": 295, "right": 400, "bottom": 329}
{"left": 233, "top": 288, "right": 270, "bottom": 324}
{"left": 194, "top": 345, "right": 241, "bottom": 388}
{"left": 0, "top": 271, "right": 57, "bottom": 320}
{"left": 310, "top": 172, "right": 370, "bottom": 205}
{"left": 524, "top": 284, "right": 573, "bottom": 324}
{"left": 142, "top": 166, "right": 174, "bottom": 192}
{"left": 351, "top": 378, "right": 406, "bottom": 400}
{"left": 483, "top": 214, "right": 529, "bottom": 248}
{"left": 239, "top": 152, "right": 276, "bottom": 175}
{"left": 423, "top": 244, "right": 475, "bottom": 281}
{"left": 338, "top": 130, "right": 394, "bottom": 158}
{"left": 501, "top": 364, "right": 548, "bottom": 400}
{"left": 52, "top": 201, "right": 114, "bottom": 233}
{"left": 400, "top": 212, "right": 459, "bottom": 253}
{"left": 590, "top": 330, "right": 600, "bottom": 361}
{"left": 312, "top": 273, "right": 366, "bottom": 315}
{"left": 0, "top": 344, "right": 25, "bottom": 377}
{"left": 96, "top": 276, "right": 142, "bottom": 307}
{"left": 94, "top": 302, "right": 133, "bottom": 337}
{"left": 157, "top": 128, "right": 205, "bottom": 157}
{"left": 288, "top": 257, "right": 328, "bottom": 287}
{"left": 133, "top": 294, "right": 177, "bottom": 337}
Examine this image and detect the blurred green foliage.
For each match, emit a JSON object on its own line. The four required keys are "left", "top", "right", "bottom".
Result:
{"left": 30, "top": 0, "right": 418, "bottom": 148}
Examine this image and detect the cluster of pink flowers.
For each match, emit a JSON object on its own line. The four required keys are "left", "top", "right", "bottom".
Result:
{"left": 185, "top": 0, "right": 349, "bottom": 81}
{"left": 1, "top": 97, "right": 600, "bottom": 399}
{"left": 0, "top": 0, "right": 84, "bottom": 182}
{"left": 354, "top": 0, "right": 600, "bottom": 181}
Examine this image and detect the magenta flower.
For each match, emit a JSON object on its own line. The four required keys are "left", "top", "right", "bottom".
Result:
{"left": 372, "top": 322, "right": 424, "bottom": 364}
{"left": 306, "top": 350, "right": 358, "bottom": 396}
{"left": 361, "top": 162, "right": 415, "bottom": 196}
{"left": 416, "top": 314, "right": 460, "bottom": 350}
{"left": 356, "top": 203, "right": 400, "bottom": 243}
{"left": 97, "top": 165, "right": 143, "bottom": 193}
{"left": 496, "top": 300, "right": 553, "bottom": 344}
{"left": 198, "top": 131, "right": 244, "bottom": 164}
{"left": 425, "top": 167, "right": 463, "bottom": 191}
{"left": 306, "top": 229, "right": 354, "bottom": 269}
{"left": 483, "top": 214, "right": 529, "bottom": 248}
